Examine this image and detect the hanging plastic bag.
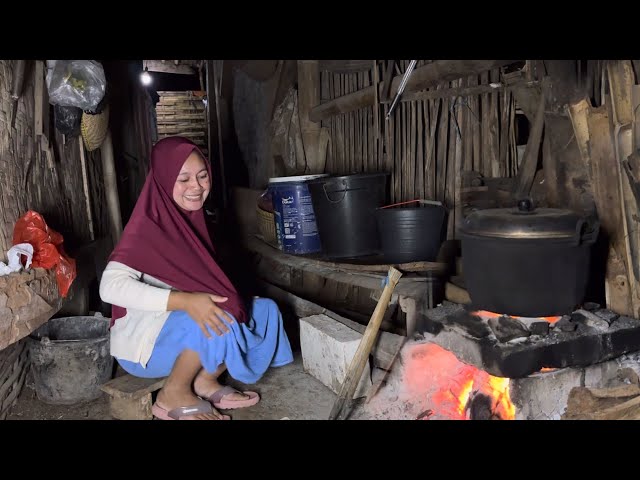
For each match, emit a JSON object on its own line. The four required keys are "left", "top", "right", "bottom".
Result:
{"left": 47, "top": 60, "right": 106, "bottom": 111}
{"left": 54, "top": 104, "right": 82, "bottom": 136}
{"left": 12, "top": 211, "right": 77, "bottom": 297}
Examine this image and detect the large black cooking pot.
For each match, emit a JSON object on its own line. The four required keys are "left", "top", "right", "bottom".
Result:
{"left": 460, "top": 199, "right": 599, "bottom": 317}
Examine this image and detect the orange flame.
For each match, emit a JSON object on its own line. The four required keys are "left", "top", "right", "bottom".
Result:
{"left": 405, "top": 343, "right": 516, "bottom": 420}
{"left": 473, "top": 310, "right": 561, "bottom": 324}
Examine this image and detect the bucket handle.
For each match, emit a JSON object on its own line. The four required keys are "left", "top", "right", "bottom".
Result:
{"left": 378, "top": 198, "right": 445, "bottom": 209}
{"left": 322, "top": 182, "right": 348, "bottom": 203}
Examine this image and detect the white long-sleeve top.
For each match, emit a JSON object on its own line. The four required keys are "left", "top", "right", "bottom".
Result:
{"left": 99, "top": 261, "right": 173, "bottom": 367}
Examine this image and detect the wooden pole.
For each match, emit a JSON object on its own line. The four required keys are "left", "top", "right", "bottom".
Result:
{"left": 78, "top": 138, "right": 95, "bottom": 241}
{"left": 328, "top": 266, "right": 403, "bottom": 420}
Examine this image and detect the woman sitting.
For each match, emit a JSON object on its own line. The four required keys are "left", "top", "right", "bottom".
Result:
{"left": 100, "top": 136, "right": 293, "bottom": 420}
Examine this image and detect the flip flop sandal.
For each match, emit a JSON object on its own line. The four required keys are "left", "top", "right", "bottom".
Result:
{"left": 206, "top": 385, "right": 260, "bottom": 410}
{"left": 152, "top": 400, "right": 230, "bottom": 420}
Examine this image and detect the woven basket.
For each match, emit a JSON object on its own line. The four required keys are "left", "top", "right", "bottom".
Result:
{"left": 81, "top": 106, "right": 110, "bottom": 151}
{"left": 0, "top": 340, "right": 29, "bottom": 419}
{"left": 256, "top": 206, "right": 277, "bottom": 245}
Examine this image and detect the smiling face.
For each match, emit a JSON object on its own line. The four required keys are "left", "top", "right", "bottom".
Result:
{"left": 172, "top": 150, "right": 211, "bottom": 211}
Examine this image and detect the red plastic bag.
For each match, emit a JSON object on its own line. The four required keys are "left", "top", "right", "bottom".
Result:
{"left": 12, "top": 210, "right": 77, "bottom": 297}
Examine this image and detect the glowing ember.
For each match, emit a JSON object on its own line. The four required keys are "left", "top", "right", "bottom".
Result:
{"left": 403, "top": 343, "right": 516, "bottom": 420}
{"left": 473, "top": 310, "right": 561, "bottom": 324}
{"left": 539, "top": 367, "right": 556, "bottom": 372}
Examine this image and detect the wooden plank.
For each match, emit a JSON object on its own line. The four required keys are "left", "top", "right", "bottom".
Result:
{"left": 454, "top": 79, "right": 464, "bottom": 237}
{"left": 34, "top": 61, "right": 44, "bottom": 136}
{"left": 310, "top": 60, "right": 520, "bottom": 122}
{"left": 146, "top": 60, "right": 196, "bottom": 75}
{"left": 100, "top": 374, "right": 166, "bottom": 399}
{"left": 436, "top": 93, "right": 449, "bottom": 202}
{"left": 381, "top": 60, "right": 394, "bottom": 102}
{"left": 498, "top": 89, "right": 511, "bottom": 177}
{"left": 157, "top": 131, "right": 205, "bottom": 138}
{"left": 318, "top": 60, "right": 373, "bottom": 74}
{"left": 513, "top": 82, "right": 546, "bottom": 199}
{"left": 568, "top": 99, "right": 631, "bottom": 315}
{"left": 298, "top": 60, "right": 322, "bottom": 173}
{"left": 416, "top": 99, "right": 424, "bottom": 198}
{"left": 157, "top": 113, "right": 207, "bottom": 121}
{"left": 446, "top": 84, "right": 457, "bottom": 239}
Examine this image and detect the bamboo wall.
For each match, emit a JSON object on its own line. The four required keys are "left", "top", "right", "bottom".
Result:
{"left": 321, "top": 60, "right": 521, "bottom": 238}
{"left": 0, "top": 60, "right": 101, "bottom": 258}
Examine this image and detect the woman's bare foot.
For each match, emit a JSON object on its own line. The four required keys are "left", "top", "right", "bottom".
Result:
{"left": 156, "top": 384, "right": 228, "bottom": 420}
{"left": 193, "top": 370, "right": 251, "bottom": 402}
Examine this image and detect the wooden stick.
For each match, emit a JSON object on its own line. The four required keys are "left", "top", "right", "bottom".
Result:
{"left": 328, "top": 266, "right": 403, "bottom": 420}
{"left": 78, "top": 138, "right": 95, "bottom": 242}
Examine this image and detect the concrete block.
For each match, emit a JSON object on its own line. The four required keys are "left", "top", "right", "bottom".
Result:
{"left": 511, "top": 367, "right": 583, "bottom": 420}
{"left": 299, "top": 314, "right": 372, "bottom": 398}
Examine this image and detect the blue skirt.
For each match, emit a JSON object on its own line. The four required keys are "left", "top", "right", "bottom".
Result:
{"left": 117, "top": 297, "right": 294, "bottom": 384}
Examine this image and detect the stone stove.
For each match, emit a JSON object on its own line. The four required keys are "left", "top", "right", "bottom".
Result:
{"left": 356, "top": 302, "right": 640, "bottom": 420}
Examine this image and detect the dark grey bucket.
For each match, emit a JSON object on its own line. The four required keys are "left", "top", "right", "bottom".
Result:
{"left": 27, "top": 316, "right": 113, "bottom": 405}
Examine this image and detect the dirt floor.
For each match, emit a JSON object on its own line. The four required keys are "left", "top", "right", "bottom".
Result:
{"left": 5, "top": 352, "right": 341, "bottom": 421}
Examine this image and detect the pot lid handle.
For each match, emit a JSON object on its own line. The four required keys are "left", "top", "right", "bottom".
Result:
{"left": 517, "top": 198, "right": 535, "bottom": 213}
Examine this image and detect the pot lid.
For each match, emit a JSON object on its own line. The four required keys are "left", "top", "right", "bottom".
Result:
{"left": 461, "top": 199, "right": 584, "bottom": 239}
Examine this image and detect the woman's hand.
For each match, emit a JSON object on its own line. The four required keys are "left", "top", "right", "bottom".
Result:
{"left": 168, "top": 291, "right": 235, "bottom": 338}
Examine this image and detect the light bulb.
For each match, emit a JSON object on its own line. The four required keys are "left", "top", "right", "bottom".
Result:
{"left": 140, "top": 68, "right": 152, "bottom": 86}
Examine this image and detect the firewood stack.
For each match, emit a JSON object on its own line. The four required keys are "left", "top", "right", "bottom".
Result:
{"left": 155, "top": 91, "right": 208, "bottom": 156}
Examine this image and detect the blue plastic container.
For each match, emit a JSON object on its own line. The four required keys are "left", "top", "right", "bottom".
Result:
{"left": 269, "top": 174, "right": 328, "bottom": 255}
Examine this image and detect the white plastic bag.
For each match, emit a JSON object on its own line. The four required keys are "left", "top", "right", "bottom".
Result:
{"left": 0, "top": 243, "right": 34, "bottom": 276}
{"left": 47, "top": 60, "right": 106, "bottom": 111}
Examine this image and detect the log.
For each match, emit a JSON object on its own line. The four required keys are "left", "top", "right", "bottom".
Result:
{"left": 309, "top": 60, "right": 520, "bottom": 122}
{"left": 563, "top": 384, "right": 640, "bottom": 420}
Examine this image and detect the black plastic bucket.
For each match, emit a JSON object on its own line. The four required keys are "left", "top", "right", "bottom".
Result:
{"left": 308, "top": 173, "right": 388, "bottom": 258}
{"left": 27, "top": 315, "right": 113, "bottom": 405}
{"left": 376, "top": 202, "right": 446, "bottom": 263}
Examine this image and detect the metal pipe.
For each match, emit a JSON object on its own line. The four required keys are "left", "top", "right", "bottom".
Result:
{"left": 386, "top": 60, "right": 417, "bottom": 119}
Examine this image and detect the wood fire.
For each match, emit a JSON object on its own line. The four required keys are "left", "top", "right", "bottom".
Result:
{"left": 404, "top": 343, "right": 515, "bottom": 420}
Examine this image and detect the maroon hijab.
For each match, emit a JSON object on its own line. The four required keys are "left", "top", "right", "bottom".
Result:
{"left": 108, "top": 136, "right": 246, "bottom": 326}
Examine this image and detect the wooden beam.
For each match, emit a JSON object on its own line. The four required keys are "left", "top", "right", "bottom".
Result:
{"left": 513, "top": 81, "right": 546, "bottom": 199}
{"left": 310, "top": 60, "right": 520, "bottom": 122}
{"left": 380, "top": 60, "right": 395, "bottom": 102}
{"left": 318, "top": 60, "right": 373, "bottom": 74}
{"left": 145, "top": 60, "right": 196, "bottom": 75}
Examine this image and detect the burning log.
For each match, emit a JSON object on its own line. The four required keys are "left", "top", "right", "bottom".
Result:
{"left": 467, "top": 392, "right": 503, "bottom": 420}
